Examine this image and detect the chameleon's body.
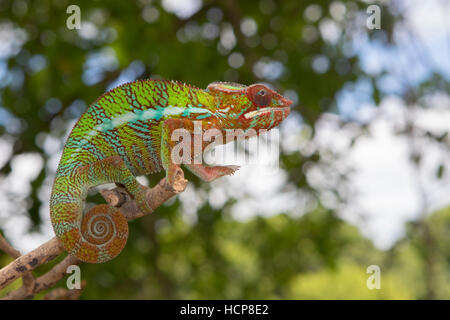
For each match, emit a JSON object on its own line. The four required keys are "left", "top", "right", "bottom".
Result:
{"left": 50, "top": 79, "right": 292, "bottom": 263}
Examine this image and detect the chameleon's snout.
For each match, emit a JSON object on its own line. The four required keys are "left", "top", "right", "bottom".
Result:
{"left": 281, "top": 106, "right": 291, "bottom": 120}
{"left": 280, "top": 96, "right": 293, "bottom": 108}
{"left": 278, "top": 96, "right": 292, "bottom": 121}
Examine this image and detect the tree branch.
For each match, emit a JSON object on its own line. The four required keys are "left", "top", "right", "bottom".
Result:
{"left": 0, "top": 234, "right": 22, "bottom": 259}
{"left": 0, "top": 172, "right": 188, "bottom": 299}
{"left": 44, "top": 280, "right": 87, "bottom": 300}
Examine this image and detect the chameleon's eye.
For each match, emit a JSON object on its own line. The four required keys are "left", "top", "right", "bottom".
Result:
{"left": 250, "top": 86, "right": 272, "bottom": 106}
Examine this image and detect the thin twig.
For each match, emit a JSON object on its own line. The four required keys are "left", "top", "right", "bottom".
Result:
{"left": 0, "top": 234, "right": 21, "bottom": 258}
{"left": 44, "top": 280, "right": 87, "bottom": 300}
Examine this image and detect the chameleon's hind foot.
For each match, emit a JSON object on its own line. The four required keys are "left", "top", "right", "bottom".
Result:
{"left": 134, "top": 185, "right": 153, "bottom": 214}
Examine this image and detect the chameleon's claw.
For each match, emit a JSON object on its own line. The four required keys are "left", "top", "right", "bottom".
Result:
{"left": 223, "top": 165, "right": 240, "bottom": 175}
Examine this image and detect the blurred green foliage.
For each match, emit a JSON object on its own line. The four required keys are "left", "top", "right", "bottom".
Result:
{"left": 0, "top": 0, "right": 448, "bottom": 299}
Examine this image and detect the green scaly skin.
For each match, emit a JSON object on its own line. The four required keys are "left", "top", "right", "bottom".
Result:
{"left": 50, "top": 79, "right": 292, "bottom": 263}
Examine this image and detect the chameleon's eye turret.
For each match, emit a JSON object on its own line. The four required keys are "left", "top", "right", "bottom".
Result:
{"left": 238, "top": 83, "right": 292, "bottom": 131}
{"left": 248, "top": 84, "right": 272, "bottom": 106}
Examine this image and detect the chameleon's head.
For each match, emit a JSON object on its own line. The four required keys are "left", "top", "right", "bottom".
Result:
{"left": 207, "top": 82, "right": 292, "bottom": 131}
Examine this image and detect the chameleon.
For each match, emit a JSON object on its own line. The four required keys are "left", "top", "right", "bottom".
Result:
{"left": 50, "top": 79, "right": 292, "bottom": 263}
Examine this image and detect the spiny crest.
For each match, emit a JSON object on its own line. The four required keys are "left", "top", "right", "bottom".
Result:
{"left": 91, "top": 79, "right": 203, "bottom": 107}
{"left": 207, "top": 81, "right": 248, "bottom": 93}
{"left": 114, "top": 78, "right": 201, "bottom": 91}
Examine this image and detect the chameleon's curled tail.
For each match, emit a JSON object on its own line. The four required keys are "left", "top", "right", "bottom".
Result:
{"left": 50, "top": 177, "right": 128, "bottom": 263}
{"left": 79, "top": 204, "right": 128, "bottom": 263}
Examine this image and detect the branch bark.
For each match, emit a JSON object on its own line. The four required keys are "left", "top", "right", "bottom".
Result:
{"left": 0, "top": 173, "right": 188, "bottom": 300}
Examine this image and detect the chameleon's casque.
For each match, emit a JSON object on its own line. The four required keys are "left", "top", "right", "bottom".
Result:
{"left": 50, "top": 79, "right": 292, "bottom": 263}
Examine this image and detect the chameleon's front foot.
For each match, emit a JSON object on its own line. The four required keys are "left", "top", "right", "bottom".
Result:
{"left": 185, "top": 164, "right": 240, "bottom": 182}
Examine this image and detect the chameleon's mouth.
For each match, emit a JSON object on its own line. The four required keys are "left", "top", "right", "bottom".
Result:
{"left": 243, "top": 96, "right": 293, "bottom": 120}
{"left": 243, "top": 106, "right": 291, "bottom": 120}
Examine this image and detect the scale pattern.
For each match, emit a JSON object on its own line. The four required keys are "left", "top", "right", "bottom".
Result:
{"left": 50, "top": 79, "right": 292, "bottom": 263}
